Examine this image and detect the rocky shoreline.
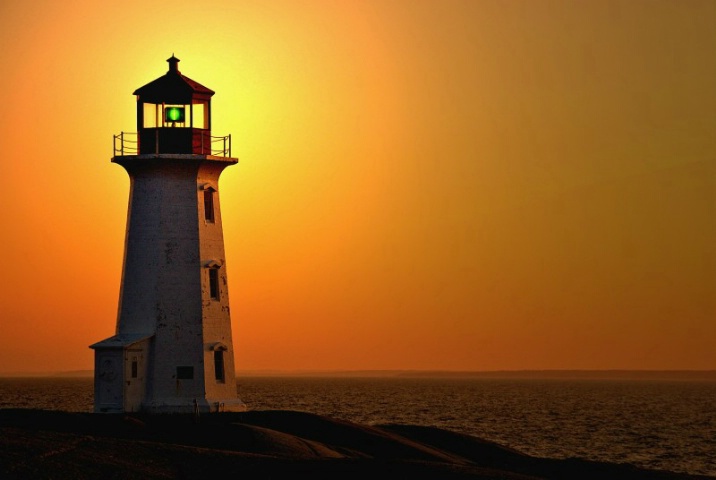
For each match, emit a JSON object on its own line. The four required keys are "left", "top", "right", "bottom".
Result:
{"left": 0, "top": 409, "right": 710, "bottom": 479}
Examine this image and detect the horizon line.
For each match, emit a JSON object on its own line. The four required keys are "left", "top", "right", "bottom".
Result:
{"left": 2, "top": 368, "right": 715, "bottom": 379}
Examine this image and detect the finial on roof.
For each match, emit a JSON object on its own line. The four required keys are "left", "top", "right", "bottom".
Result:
{"left": 167, "top": 55, "right": 180, "bottom": 74}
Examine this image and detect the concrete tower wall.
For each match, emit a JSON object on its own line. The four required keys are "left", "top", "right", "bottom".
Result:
{"left": 92, "top": 58, "right": 244, "bottom": 414}
{"left": 197, "top": 164, "right": 240, "bottom": 406}
{"left": 112, "top": 156, "right": 239, "bottom": 412}
{"left": 117, "top": 160, "right": 203, "bottom": 336}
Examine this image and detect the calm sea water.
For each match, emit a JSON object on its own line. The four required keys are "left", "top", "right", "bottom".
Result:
{"left": 1, "top": 376, "right": 714, "bottom": 477}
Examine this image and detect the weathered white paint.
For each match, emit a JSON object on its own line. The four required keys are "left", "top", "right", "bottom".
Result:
{"left": 91, "top": 154, "right": 245, "bottom": 413}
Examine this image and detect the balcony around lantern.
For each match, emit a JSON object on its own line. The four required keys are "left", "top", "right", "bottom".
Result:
{"left": 112, "top": 130, "right": 233, "bottom": 158}
{"left": 112, "top": 100, "right": 233, "bottom": 159}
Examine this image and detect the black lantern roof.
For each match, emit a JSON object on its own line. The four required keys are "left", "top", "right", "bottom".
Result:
{"left": 133, "top": 55, "right": 214, "bottom": 104}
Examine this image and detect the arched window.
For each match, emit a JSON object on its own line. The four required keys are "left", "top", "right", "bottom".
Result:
{"left": 204, "top": 260, "right": 222, "bottom": 301}
{"left": 214, "top": 350, "right": 225, "bottom": 382}
{"left": 210, "top": 343, "right": 228, "bottom": 383}
{"left": 209, "top": 268, "right": 220, "bottom": 300}
{"left": 201, "top": 184, "right": 216, "bottom": 223}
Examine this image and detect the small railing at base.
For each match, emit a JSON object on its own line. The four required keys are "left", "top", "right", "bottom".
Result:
{"left": 113, "top": 131, "right": 232, "bottom": 157}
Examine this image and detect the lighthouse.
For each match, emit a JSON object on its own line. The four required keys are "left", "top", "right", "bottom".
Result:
{"left": 90, "top": 56, "right": 245, "bottom": 413}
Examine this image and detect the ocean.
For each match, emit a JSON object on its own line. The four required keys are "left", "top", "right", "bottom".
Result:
{"left": 1, "top": 375, "right": 714, "bottom": 477}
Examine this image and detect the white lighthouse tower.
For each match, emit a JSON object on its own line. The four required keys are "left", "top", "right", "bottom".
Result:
{"left": 90, "top": 56, "right": 245, "bottom": 413}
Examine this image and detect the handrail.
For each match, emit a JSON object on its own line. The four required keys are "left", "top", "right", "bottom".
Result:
{"left": 113, "top": 132, "right": 139, "bottom": 156}
{"left": 113, "top": 131, "right": 232, "bottom": 157}
{"left": 210, "top": 135, "right": 232, "bottom": 157}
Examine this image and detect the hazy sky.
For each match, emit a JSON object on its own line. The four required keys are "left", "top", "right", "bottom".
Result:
{"left": 0, "top": 0, "right": 714, "bottom": 373}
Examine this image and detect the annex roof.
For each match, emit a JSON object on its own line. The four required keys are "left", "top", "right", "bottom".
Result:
{"left": 89, "top": 333, "right": 154, "bottom": 350}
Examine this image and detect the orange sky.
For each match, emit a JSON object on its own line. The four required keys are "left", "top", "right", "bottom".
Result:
{"left": 0, "top": 0, "right": 714, "bottom": 374}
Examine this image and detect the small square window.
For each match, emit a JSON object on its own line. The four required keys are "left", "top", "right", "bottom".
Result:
{"left": 176, "top": 366, "right": 194, "bottom": 379}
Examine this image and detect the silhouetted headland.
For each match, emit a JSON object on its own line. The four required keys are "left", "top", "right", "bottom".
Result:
{"left": 0, "top": 409, "right": 710, "bottom": 479}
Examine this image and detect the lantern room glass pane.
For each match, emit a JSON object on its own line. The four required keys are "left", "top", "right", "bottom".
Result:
{"left": 143, "top": 103, "right": 158, "bottom": 128}
{"left": 192, "top": 101, "right": 207, "bottom": 129}
{"left": 165, "top": 106, "right": 185, "bottom": 123}
{"left": 162, "top": 104, "right": 188, "bottom": 127}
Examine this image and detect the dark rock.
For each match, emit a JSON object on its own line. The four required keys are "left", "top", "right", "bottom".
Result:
{"left": 0, "top": 409, "right": 709, "bottom": 480}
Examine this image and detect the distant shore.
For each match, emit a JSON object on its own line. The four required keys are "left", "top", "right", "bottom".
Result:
{"left": 2, "top": 369, "right": 716, "bottom": 381}
{"left": 1, "top": 409, "right": 711, "bottom": 479}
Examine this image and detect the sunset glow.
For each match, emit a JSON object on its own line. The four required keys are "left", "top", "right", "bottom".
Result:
{"left": 0, "top": 0, "right": 714, "bottom": 374}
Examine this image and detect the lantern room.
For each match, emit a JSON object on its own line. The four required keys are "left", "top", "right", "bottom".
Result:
{"left": 133, "top": 55, "right": 214, "bottom": 155}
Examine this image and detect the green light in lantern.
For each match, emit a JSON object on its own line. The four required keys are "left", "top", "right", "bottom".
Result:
{"left": 165, "top": 106, "right": 185, "bottom": 123}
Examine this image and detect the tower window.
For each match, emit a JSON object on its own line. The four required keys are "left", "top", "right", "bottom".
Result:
{"left": 176, "top": 366, "right": 194, "bottom": 379}
{"left": 209, "top": 268, "right": 220, "bottom": 300}
{"left": 204, "top": 189, "right": 215, "bottom": 222}
{"left": 214, "top": 350, "right": 225, "bottom": 383}
{"left": 131, "top": 359, "right": 138, "bottom": 378}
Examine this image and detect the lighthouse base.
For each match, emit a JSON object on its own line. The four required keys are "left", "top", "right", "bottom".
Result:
{"left": 207, "top": 397, "right": 248, "bottom": 413}
{"left": 142, "top": 397, "right": 247, "bottom": 414}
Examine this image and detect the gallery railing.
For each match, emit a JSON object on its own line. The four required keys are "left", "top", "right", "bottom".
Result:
{"left": 113, "top": 131, "right": 232, "bottom": 157}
